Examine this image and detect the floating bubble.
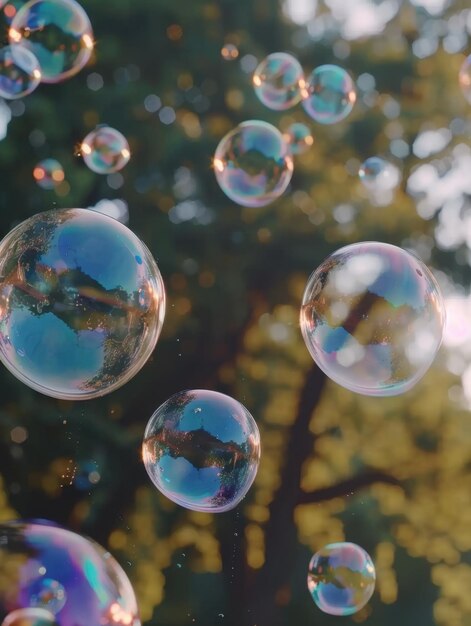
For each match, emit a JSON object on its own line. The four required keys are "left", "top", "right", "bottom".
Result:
{"left": 359, "top": 156, "right": 401, "bottom": 192}
{"left": 33, "top": 159, "right": 64, "bottom": 190}
{"left": 300, "top": 242, "right": 445, "bottom": 396}
{"left": 253, "top": 52, "right": 305, "bottom": 111}
{"left": 213, "top": 120, "right": 293, "bottom": 207}
{"left": 9, "top": 0, "right": 94, "bottom": 84}
{"left": 283, "top": 122, "right": 313, "bottom": 155}
{"left": 0, "top": 45, "right": 41, "bottom": 99}
{"left": 459, "top": 54, "right": 471, "bottom": 105}
{"left": 221, "top": 44, "right": 238, "bottom": 61}
{"left": 307, "top": 542, "right": 376, "bottom": 616}
{"left": 302, "top": 64, "right": 356, "bottom": 124}
{"left": 142, "top": 389, "right": 261, "bottom": 512}
{"left": 80, "top": 127, "right": 131, "bottom": 175}
{"left": 0, "top": 208, "right": 166, "bottom": 400}
{"left": 0, "top": 520, "right": 141, "bottom": 626}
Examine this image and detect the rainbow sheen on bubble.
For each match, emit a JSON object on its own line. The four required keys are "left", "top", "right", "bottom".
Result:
{"left": 459, "top": 54, "right": 471, "bottom": 105}
{"left": 253, "top": 52, "right": 305, "bottom": 110}
{"left": 359, "top": 156, "right": 401, "bottom": 192}
{"left": 142, "top": 390, "right": 261, "bottom": 512}
{"left": 0, "top": 208, "right": 166, "bottom": 400}
{"left": 33, "top": 159, "right": 64, "bottom": 190}
{"left": 9, "top": 0, "right": 93, "bottom": 84}
{"left": 300, "top": 242, "right": 445, "bottom": 396}
{"left": 302, "top": 64, "right": 356, "bottom": 125}
{"left": 0, "top": 45, "right": 41, "bottom": 99}
{"left": 307, "top": 542, "right": 376, "bottom": 616}
{"left": 0, "top": 521, "right": 140, "bottom": 626}
{"left": 283, "top": 122, "right": 313, "bottom": 155}
{"left": 81, "top": 127, "right": 131, "bottom": 175}
{"left": 213, "top": 120, "right": 293, "bottom": 207}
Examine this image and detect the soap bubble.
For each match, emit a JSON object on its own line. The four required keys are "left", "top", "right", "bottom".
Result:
{"left": 307, "top": 542, "right": 376, "bottom": 616}
{"left": 359, "top": 156, "right": 401, "bottom": 192}
{"left": 302, "top": 64, "right": 356, "bottom": 124}
{"left": 253, "top": 52, "right": 305, "bottom": 110}
{"left": 80, "top": 127, "right": 131, "bottom": 174}
{"left": 0, "top": 208, "right": 166, "bottom": 400}
{"left": 213, "top": 120, "right": 293, "bottom": 207}
{"left": 33, "top": 159, "right": 64, "bottom": 190}
{"left": 9, "top": 0, "right": 94, "bottom": 84}
{"left": 300, "top": 242, "right": 445, "bottom": 396}
{"left": 142, "top": 389, "right": 261, "bottom": 512}
{"left": 459, "top": 54, "right": 471, "bottom": 104}
{"left": 0, "top": 520, "right": 141, "bottom": 626}
{"left": 283, "top": 122, "right": 313, "bottom": 155}
{"left": 0, "top": 45, "right": 41, "bottom": 99}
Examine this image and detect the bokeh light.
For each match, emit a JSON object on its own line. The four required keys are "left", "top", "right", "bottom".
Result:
{"left": 359, "top": 156, "right": 401, "bottom": 192}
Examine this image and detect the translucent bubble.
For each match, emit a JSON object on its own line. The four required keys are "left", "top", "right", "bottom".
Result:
{"left": 0, "top": 520, "right": 141, "bottom": 626}
{"left": 213, "top": 120, "right": 293, "bottom": 207}
{"left": 302, "top": 64, "right": 356, "bottom": 125}
{"left": 221, "top": 44, "right": 238, "bottom": 61}
{"left": 283, "top": 123, "right": 313, "bottom": 155}
{"left": 9, "top": 0, "right": 94, "bottom": 84}
{"left": 0, "top": 208, "right": 166, "bottom": 400}
{"left": 253, "top": 52, "right": 305, "bottom": 111}
{"left": 307, "top": 542, "right": 376, "bottom": 616}
{"left": 359, "top": 156, "right": 401, "bottom": 192}
{"left": 0, "top": 45, "right": 41, "bottom": 99}
{"left": 81, "top": 127, "right": 131, "bottom": 175}
{"left": 459, "top": 54, "right": 471, "bottom": 105}
{"left": 29, "top": 580, "right": 66, "bottom": 615}
{"left": 300, "top": 242, "right": 445, "bottom": 396}
{"left": 33, "top": 159, "right": 64, "bottom": 190}
{"left": 142, "top": 389, "right": 261, "bottom": 512}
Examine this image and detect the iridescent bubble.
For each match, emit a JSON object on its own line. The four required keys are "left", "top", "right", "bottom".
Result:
{"left": 359, "top": 156, "right": 401, "bottom": 192}
{"left": 283, "top": 122, "right": 313, "bottom": 155}
{"left": 29, "top": 579, "right": 66, "bottom": 615}
{"left": 459, "top": 54, "right": 471, "bottom": 105}
{"left": 221, "top": 44, "right": 239, "bottom": 61}
{"left": 0, "top": 45, "right": 41, "bottom": 99}
{"left": 307, "top": 542, "right": 376, "bottom": 616}
{"left": 0, "top": 208, "right": 166, "bottom": 400}
{"left": 9, "top": 0, "right": 94, "bottom": 84}
{"left": 213, "top": 120, "right": 293, "bottom": 207}
{"left": 81, "top": 127, "right": 131, "bottom": 175}
{"left": 142, "top": 389, "right": 261, "bottom": 512}
{"left": 253, "top": 52, "right": 305, "bottom": 111}
{"left": 300, "top": 242, "right": 445, "bottom": 396}
{"left": 302, "top": 64, "right": 356, "bottom": 125}
{"left": 33, "top": 159, "right": 64, "bottom": 190}
{"left": 0, "top": 520, "right": 141, "bottom": 626}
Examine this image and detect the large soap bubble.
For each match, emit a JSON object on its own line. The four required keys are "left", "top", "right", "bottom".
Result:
{"left": 142, "top": 389, "right": 261, "bottom": 512}
{"left": 0, "top": 208, "right": 166, "bottom": 400}
{"left": 302, "top": 64, "right": 356, "bottom": 125}
{"left": 0, "top": 45, "right": 41, "bottom": 99}
{"left": 0, "top": 520, "right": 140, "bottom": 626}
{"left": 300, "top": 242, "right": 445, "bottom": 396}
{"left": 253, "top": 52, "right": 305, "bottom": 110}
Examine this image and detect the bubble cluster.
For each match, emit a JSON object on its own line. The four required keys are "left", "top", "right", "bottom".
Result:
{"left": 0, "top": 208, "right": 166, "bottom": 400}
{"left": 359, "top": 156, "right": 401, "bottom": 192}
{"left": 213, "top": 120, "right": 293, "bottom": 207}
{"left": 283, "top": 122, "right": 313, "bottom": 155}
{"left": 459, "top": 54, "right": 471, "bottom": 104}
{"left": 0, "top": 45, "right": 41, "bottom": 99}
{"left": 142, "top": 389, "right": 261, "bottom": 512}
{"left": 307, "top": 542, "right": 376, "bottom": 616}
{"left": 253, "top": 52, "right": 305, "bottom": 111}
{"left": 33, "top": 159, "right": 64, "bottom": 189}
{"left": 9, "top": 0, "right": 94, "bottom": 84}
{"left": 81, "top": 126, "right": 131, "bottom": 174}
{"left": 300, "top": 242, "right": 445, "bottom": 396}
{"left": 0, "top": 520, "right": 141, "bottom": 626}
{"left": 302, "top": 64, "right": 356, "bottom": 124}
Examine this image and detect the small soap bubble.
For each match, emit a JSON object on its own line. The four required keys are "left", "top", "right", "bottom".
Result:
{"left": 9, "top": 0, "right": 94, "bottom": 84}
{"left": 1, "top": 608, "right": 57, "bottom": 626}
{"left": 221, "top": 44, "right": 239, "bottom": 61}
{"left": 142, "top": 389, "right": 261, "bottom": 512}
{"left": 0, "top": 45, "right": 41, "bottom": 99}
{"left": 359, "top": 156, "right": 401, "bottom": 192}
{"left": 459, "top": 54, "right": 471, "bottom": 104}
{"left": 302, "top": 64, "right": 356, "bottom": 125}
{"left": 81, "top": 126, "right": 131, "bottom": 174}
{"left": 253, "top": 52, "right": 305, "bottom": 110}
{"left": 0, "top": 208, "right": 166, "bottom": 400}
{"left": 307, "top": 542, "right": 376, "bottom": 616}
{"left": 283, "top": 123, "right": 313, "bottom": 155}
{"left": 300, "top": 242, "right": 445, "bottom": 396}
{"left": 29, "top": 579, "right": 66, "bottom": 614}
{"left": 213, "top": 120, "right": 293, "bottom": 207}
{"left": 33, "top": 159, "right": 64, "bottom": 190}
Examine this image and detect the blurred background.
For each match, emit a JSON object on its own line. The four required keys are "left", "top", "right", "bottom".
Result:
{"left": 1, "top": 0, "right": 471, "bottom": 624}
